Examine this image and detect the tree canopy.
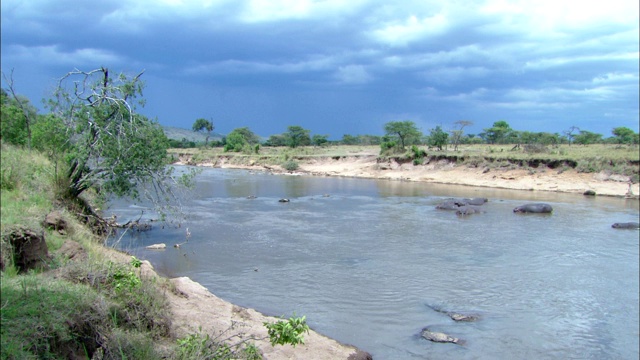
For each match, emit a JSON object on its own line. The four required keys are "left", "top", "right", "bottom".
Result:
{"left": 192, "top": 118, "right": 214, "bottom": 146}
{"left": 285, "top": 125, "right": 311, "bottom": 148}
{"left": 427, "top": 126, "right": 449, "bottom": 151}
{"left": 383, "top": 121, "right": 422, "bottom": 149}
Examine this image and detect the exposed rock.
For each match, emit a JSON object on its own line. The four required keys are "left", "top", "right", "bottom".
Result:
{"left": 146, "top": 243, "right": 167, "bottom": 250}
{"left": 44, "top": 210, "right": 68, "bottom": 234}
{"left": 6, "top": 227, "right": 50, "bottom": 272}
{"left": 347, "top": 350, "right": 374, "bottom": 360}
{"left": 421, "top": 328, "right": 464, "bottom": 345}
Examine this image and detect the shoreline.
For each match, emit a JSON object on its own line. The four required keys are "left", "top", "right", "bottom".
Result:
{"left": 174, "top": 154, "right": 639, "bottom": 199}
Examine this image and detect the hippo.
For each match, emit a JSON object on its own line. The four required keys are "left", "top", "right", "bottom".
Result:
{"left": 278, "top": 198, "right": 290, "bottom": 203}
{"left": 421, "top": 328, "right": 464, "bottom": 345}
{"left": 427, "top": 304, "right": 481, "bottom": 322}
{"left": 436, "top": 201, "right": 461, "bottom": 210}
{"left": 456, "top": 205, "right": 485, "bottom": 216}
{"left": 513, "top": 203, "right": 553, "bottom": 213}
{"left": 611, "top": 222, "right": 640, "bottom": 229}
{"left": 462, "top": 197, "right": 488, "bottom": 205}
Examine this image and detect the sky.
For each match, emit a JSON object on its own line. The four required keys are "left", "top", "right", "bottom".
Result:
{"left": 1, "top": 0, "right": 638, "bottom": 139}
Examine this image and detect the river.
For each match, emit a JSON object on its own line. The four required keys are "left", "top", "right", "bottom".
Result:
{"left": 107, "top": 167, "right": 639, "bottom": 359}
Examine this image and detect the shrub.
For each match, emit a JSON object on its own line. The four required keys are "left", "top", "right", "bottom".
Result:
{"left": 263, "top": 315, "right": 310, "bottom": 348}
{"left": 282, "top": 161, "right": 299, "bottom": 171}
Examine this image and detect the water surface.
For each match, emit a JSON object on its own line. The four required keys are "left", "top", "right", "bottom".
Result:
{"left": 108, "top": 168, "right": 639, "bottom": 359}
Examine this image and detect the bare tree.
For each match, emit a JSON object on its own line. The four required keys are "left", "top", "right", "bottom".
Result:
{"left": 450, "top": 120, "right": 473, "bottom": 151}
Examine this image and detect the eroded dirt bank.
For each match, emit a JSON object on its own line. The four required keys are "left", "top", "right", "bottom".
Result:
{"left": 175, "top": 153, "right": 639, "bottom": 198}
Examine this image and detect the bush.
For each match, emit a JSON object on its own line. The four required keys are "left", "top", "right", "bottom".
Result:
{"left": 282, "top": 161, "right": 299, "bottom": 171}
{"left": 264, "top": 315, "right": 310, "bottom": 348}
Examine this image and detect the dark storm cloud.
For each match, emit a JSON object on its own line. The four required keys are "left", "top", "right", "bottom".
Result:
{"left": 2, "top": 0, "right": 638, "bottom": 138}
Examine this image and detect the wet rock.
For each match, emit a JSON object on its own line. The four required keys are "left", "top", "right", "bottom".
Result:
{"left": 421, "top": 328, "right": 464, "bottom": 345}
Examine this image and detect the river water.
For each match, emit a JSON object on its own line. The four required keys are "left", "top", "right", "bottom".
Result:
{"left": 107, "top": 167, "right": 639, "bottom": 359}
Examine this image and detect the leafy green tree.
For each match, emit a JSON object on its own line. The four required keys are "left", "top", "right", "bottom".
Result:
{"left": 31, "top": 114, "right": 71, "bottom": 178}
{"left": 311, "top": 134, "right": 329, "bottom": 147}
{"left": 2, "top": 71, "right": 39, "bottom": 149}
{"left": 427, "top": 126, "right": 449, "bottom": 151}
{"left": 264, "top": 134, "right": 287, "bottom": 147}
{"left": 383, "top": 121, "right": 422, "bottom": 149}
{"left": 483, "top": 120, "right": 512, "bottom": 144}
{"left": 224, "top": 127, "right": 260, "bottom": 152}
{"left": 573, "top": 130, "right": 603, "bottom": 145}
{"left": 192, "top": 118, "right": 214, "bottom": 146}
{"left": 47, "top": 67, "right": 183, "bottom": 208}
{"left": 341, "top": 134, "right": 359, "bottom": 145}
{"left": 612, "top": 127, "right": 636, "bottom": 144}
{"left": 285, "top": 125, "right": 310, "bottom": 148}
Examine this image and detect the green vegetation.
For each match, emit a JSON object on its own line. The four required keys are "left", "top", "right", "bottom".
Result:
{"left": 264, "top": 315, "right": 310, "bottom": 348}
{"left": 192, "top": 118, "right": 215, "bottom": 146}
{"left": 383, "top": 120, "right": 422, "bottom": 149}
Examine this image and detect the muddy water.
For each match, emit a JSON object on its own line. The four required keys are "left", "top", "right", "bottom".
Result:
{"left": 108, "top": 167, "right": 639, "bottom": 359}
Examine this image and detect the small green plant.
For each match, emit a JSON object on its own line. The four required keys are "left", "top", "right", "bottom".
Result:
{"left": 176, "top": 331, "right": 211, "bottom": 359}
{"left": 282, "top": 160, "right": 299, "bottom": 171}
{"left": 110, "top": 262, "right": 141, "bottom": 293}
{"left": 263, "top": 315, "right": 310, "bottom": 348}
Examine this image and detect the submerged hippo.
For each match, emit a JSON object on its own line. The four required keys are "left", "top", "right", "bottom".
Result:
{"left": 611, "top": 222, "right": 640, "bottom": 229}
{"left": 513, "top": 203, "right": 553, "bottom": 214}
{"left": 278, "top": 198, "right": 290, "bottom": 203}
{"left": 427, "top": 304, "right": 481, "bottom": 322}
{"left": 462, "top": 197, "right": 488, "bottom": 205}
{"left": 436, "top": 201, "right": 461, "bottom": 210}
{"left": 421, "top": 328, "right": 464, "bottom": 345}
{"left": 456, "top": 205, "right": 485, "bottom": 216}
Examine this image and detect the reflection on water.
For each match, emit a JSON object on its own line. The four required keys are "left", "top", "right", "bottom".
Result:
{"left": 107, "top": 168, "right": 639, "bottom": 360}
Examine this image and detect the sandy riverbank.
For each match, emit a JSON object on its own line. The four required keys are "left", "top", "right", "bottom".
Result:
{"left": 178, "top": 154, "right": 639, "bottom": 198}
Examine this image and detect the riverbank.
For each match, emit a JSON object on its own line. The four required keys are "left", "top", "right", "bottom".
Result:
{"left": 173, "top": 151, "right": 639, "bottom": 198}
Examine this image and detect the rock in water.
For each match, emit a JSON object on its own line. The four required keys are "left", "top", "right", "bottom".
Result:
{"left": 421, "top": 328, "right": 464, "bottom": 345}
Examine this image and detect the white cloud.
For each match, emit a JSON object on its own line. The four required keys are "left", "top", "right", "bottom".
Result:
{"left": 369, "top": 13, "right": 449, "bottom": 47}
{"left": 239, "top": 0, "right": 366, "bottom": 23}
{"left": 183, "top": 55, "right": 339, "bottom": 75}
{"left": 334, "top": 65, "right": 373, "bottom": 84}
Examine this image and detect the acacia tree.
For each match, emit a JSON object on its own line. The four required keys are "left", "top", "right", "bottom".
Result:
{"left": 383, "top": 121, "right": 422, "bottom": 149}
{"left": 192, "top": 118, "right": 214, "bottom": 146}
{"left": 612, "top": 127, "right": 636, "bottom": 144}
{"left": 47, "top": 67, "right": 190, "bottom": 217}
{"left": 428, "top": 126, "right": 449, "bottom": 151}
{"left": 450, "top": 120, "right": 473, "bottom": 151}
{"left": 285, "top": 125, "right": 311, "bottom": 148}
{"left": 483, "top": 120, "right": 512, "bottom": 144}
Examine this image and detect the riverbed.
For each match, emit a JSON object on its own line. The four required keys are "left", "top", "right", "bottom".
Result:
{"left": 108, "top": 167, "right": 639, "bottom": 359}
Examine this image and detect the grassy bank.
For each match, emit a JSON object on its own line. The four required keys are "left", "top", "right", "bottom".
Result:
{"left": 0, "top": 144, "right": 263, "bottom": 359}
{"left": 169, "top": 143, "right": 640, "bottom": 182}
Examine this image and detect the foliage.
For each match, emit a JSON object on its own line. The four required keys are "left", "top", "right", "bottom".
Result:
{"left": 427, "top": 126, "right": 449, "bottom": 150}
{"left": 225, "top": 127, "right": 260, "bottom": 152}
{"left": 264, "top": 134, "right": 287, "bottom": 147}
{"left": 311, "top": 134, "right": 329, "bottom": 147}
{"left": 263, "top": 315, "right": 310, "bottom": 348}
{"left": 573, "top": 130, "right": 603, "bottom": 145}
{"left": 44, "top": 68, "right": 195, "bottom": 221}
{"left": 282, "top": 160, "right": 299, "bottom": 171}
{"left": 285, "top": 125, "right": 311, "bottom": 148}
{"left": 611, "top": 127, "right": 637, "bottom": 144}
{"left": 192, "top": 118, "right": 214, "bottom": 146}
{"left": 482, "top": 120, "right": 512, "bottom": 144}
{"left": 383, "top": 120, "right": 422, "bottom": 149}
{"left": 0, "top": 89, "right": 37, "bottom": 147}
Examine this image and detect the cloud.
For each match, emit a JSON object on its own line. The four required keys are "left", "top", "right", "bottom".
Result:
{"left": 369, "top": 13, "right": 450, "bottom": 47}
{"left": 4, "top": 45, "right": 125, "bottom": 67}
{"left": 334, "top": 65, "right": 373, "bottom": 84}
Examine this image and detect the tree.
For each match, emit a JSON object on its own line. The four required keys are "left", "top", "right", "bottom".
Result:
{"left": 383, "top": 121, "right": 422, "bottom": 149}
{"left": 427, "top": 126, "right": 449, "bottom": 151}
{"left": 573, "top": 130, "right": 603, "bottom": 145}
{"left": 224, "top": 127, "right": 260, "bottom": 152}
{"left": 311, "top": 134, "right": 329, "bottom": 147}
{"left": 611, "top": 127, "right": 636, "bottom": 144}
{"left": 2, "top": 70, "right": 38, "bottom": 150}
{"left": 264, "top": 134, "right": 287, "bottom": 147}
{"left": 563, "top": 126, "right": 579, "bottom": 146}
{"left": 483, "top": 120, "right": 512, "bottom": 144}
{"left": 285, "top": 125, "right": 310, "bottom": 148}
{"left": 47, "top": 67, "right": 188, "bottom": 213}
{"left": 192, "top": 118, "right": 214, "bottom": 146}
{"left": 341, "top": 134, "right": 359, "bottom": 145}
{"left": 450, "top": 120, "right": 473, "bottom": 151}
